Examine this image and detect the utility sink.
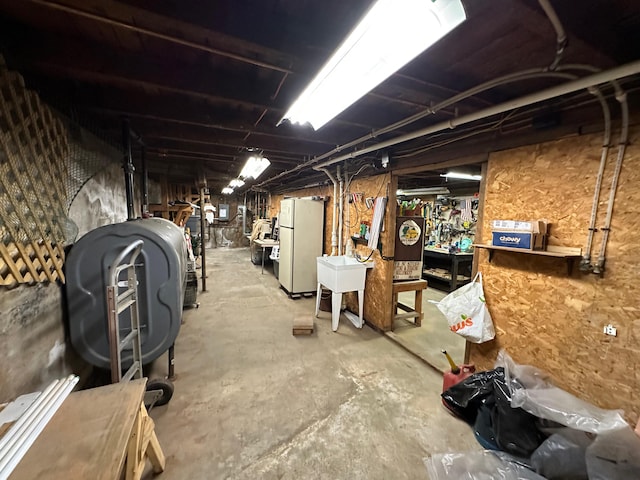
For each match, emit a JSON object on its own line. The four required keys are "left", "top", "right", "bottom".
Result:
{"left": 315, "top": 256, "right": 374, "bottom": 332}
{"left": 316, "top": 255, "right": 373, "bottom": 293}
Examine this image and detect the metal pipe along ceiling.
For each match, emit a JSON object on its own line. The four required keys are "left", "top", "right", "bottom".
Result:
{"left": 311, "top": 60, "right": 640, "bottom": 170}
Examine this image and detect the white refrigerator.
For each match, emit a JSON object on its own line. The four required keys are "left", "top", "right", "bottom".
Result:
{"left": 279, "top": 198, "right": 325, "bottom": 294}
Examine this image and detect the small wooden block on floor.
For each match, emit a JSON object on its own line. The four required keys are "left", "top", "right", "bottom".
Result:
{"left": 292, "top": 316, "right": 314, "bottom": 335}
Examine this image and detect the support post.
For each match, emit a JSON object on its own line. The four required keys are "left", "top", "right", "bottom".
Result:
{"left": 199, "top": 186, "right": 207, "bottom": 292}
{"left": 141, "top": 146, "right": 149, "bottom": 216}
{"left": 121, "top": 118, "right": 136, "bottom": 220}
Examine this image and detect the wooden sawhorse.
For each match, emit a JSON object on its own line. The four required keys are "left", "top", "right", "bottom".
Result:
{"left": 392, "top": 279, "right": 428, "bottom": 327}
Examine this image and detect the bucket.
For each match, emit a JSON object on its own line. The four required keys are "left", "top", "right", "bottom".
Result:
{"left": 319, "top": 288, "right": 332, "bottom": 312}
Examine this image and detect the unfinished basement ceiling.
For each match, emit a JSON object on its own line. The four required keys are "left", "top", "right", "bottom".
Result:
{"left": 0, "top": 0, "right": 639, "bottom": 194}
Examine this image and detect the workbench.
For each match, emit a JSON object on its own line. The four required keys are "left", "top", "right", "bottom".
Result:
{"left": 252, "top": 238, "right": 279, "bottom": 274}
{"left": 8, "top": 379, "right": 165, "bottom": 480}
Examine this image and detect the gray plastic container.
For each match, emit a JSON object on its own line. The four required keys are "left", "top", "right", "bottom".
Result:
{"left": 66, "top": 218, "right": 187, "bottom": 369}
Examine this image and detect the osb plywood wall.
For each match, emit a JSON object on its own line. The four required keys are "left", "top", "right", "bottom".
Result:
{"left": 269, "top": 172, "right": 395, "bottom": 330}
{"left": 469, "top": 123, "right": 640, "bottom": 423}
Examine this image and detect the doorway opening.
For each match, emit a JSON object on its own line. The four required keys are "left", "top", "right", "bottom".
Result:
{"left": 390, "top": 163, "right": 484, "bottom": 372}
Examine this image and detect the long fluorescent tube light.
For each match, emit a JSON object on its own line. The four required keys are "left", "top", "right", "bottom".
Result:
{"left": 221, "top": 187, "right": 234, "bottom": 194}
{"left": 440, "top": 172, "right": 482, "bottom": 181}
{"left": 397, "top": 187, "right": 450, "bottom": 196}
{"left": 229, "top": 179, "right": 245, "bottom": 188}
{"left": 240, "top": 156, "right": 271, "bottom": 180}
{"left": 279, "top": 0, "right": 466, "bottom": 130}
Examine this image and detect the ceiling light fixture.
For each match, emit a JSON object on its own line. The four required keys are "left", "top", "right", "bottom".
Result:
{"left": 440, "top": 172, "right": 482, "bottom": 181}
{"left": 221, "top": 187, "right": 234, "bottom": 195}
{"left": 279, "top": 0, "right": 466, "bottom": 130}
{"left": 229, "top": 179, "right": 245, "bottom": 188}
{"left": 397, "top": 187, "right": 450, "bottom": 196}
{"left": 240, "top": 155, "right": 271, "bottom": 180}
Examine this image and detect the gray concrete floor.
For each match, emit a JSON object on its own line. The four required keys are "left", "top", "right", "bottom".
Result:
{"left": 149, "top": 247, "right": 478, "bottom": 480}
{"left": 390, "top": 288, "right": 467, "bottom": 373}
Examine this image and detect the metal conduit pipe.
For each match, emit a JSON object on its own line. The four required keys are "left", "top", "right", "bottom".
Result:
{"left": 319, "top": 167, "right": 339, "bottom": 255}
{"left": 579, "top": 88, "right": 612, "bottom": 271}
{"left": 260, "top": 67, "right": 556, "bottom": 188}
{"left": 538, "top": 0, "right": 567, "bottom": 70}
{"left": 556, "top": 64, "right": 627, "bottom": 273}
{"left": 312, "top": 60, "right": 640, "bottom": 170}
{"left": 338, "top": 165, "right": 344, "bottom": 255}
{"left": 263, "top": 68, "right": 591, "bottom": 188}
{"left": 594, "top": 92, "right": 629, "bottom": 275}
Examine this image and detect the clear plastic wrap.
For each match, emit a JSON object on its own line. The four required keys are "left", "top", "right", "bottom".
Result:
{"left": 585, "top": 426, "right": 640, "bottom": 480}
{"left": 530, "top": 429, "right": 592, "bottom": 479}
{"left": 495, "top": 350, "right": 628, "bottom": 434}
{"left": 424, "top": 451, "right": 546, "bottom": 480}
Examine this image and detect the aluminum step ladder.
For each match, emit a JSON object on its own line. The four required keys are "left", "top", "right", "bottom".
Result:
{"left": 106, "top": 239, "right": 145, "bottom": 384}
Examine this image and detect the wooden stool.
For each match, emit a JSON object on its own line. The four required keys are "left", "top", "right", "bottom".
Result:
{"left": 392, "top": 279, "right": 428, "bottom": 327}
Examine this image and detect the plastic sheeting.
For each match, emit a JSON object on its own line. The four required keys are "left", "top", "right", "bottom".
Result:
{"left": 495, "top": 351, "right": 628, "bottom": 434}
{"left": 424, "top": 451, "right": 546, "bottom": 480}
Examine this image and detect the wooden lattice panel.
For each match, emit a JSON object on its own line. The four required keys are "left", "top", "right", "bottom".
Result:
{"left": 0, "top": 55, "right": 69, "bottom": 287}
{"left": 0, "top": 241, "right": 65, "bottom": 288}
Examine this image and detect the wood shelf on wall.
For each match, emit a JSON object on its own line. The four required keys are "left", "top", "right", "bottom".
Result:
{"left": 473, "top": 244, "right": 582, "bottom": 274}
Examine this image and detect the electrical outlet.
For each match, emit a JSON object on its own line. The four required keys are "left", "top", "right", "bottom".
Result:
{"left": 603, "top": 324, "right": 617, "bottom": 337}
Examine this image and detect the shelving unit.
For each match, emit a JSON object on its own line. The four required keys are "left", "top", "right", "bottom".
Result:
{"left": 422, "top": 248, "right": 473, "bottom": 292}
{"left": 473, "top": 244, "right": 582, "bottom": 274}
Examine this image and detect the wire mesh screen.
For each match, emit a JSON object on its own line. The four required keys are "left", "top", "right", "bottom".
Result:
{"left": 0, "top": 55, "right": 121, "bottom": 287}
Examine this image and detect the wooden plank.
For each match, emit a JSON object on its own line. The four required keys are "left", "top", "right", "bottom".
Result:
{"left": 0, "top": 242, "right": 23, "bottom": 284}
{"left": 392, "top": 279, "right": 428, "bottom": 293}
{"left": 292, "top": 315, "right": 314, "bottom": 335}
{"left": 10, "top": 380, "right": 147, "bottom": 480}
{"left": 31, "top": 240, "right": 55, "bottom": 282}
{"left": 292, "top": 328, "right": 313, "bottom": 336}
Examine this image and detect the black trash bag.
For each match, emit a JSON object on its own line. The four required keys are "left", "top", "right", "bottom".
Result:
{"left": 441, "top": 367, "right": 505, "bottom": 424}
{"left": 492, "top": 375, "right": 547, "bottom": 457}
{"left": 473, "top": 398, "right": 499, "bottom": 450}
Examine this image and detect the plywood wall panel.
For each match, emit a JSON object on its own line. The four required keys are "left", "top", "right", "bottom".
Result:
{"left": 470, "top": 123, "right": 640, "bottom": 424}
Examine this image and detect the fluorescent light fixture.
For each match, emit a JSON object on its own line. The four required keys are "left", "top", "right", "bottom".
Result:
{"left": 279, "top": 0, "right": 466, "bottom": 130}
{"left": 229, "top": 178, "right": 245, "bottom": 188}
{"left": 397, "top": 187, "right": 450, "bottom": 196}
{"left": 440, "top": 172, "right": 482, "bottom": 181}
{"left": 240, "top": 155, "right": 271, "bottom": 180}
{"left": 221, "top": 187, "right": 234, "bottom": 195}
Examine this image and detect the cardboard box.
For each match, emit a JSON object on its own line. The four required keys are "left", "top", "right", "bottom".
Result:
{"left": 491, "top": 231, "right": 546, "bottom": 250}
{"left": 491, "top": 219, "right": 548, "bottom": 250}
{"left": 491, "top": 219, "right": 547, "bottom": 234}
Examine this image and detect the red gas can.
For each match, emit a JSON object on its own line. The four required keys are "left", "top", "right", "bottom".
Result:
{"left": 441, "top": 350, "right": 475, "bottom": 408}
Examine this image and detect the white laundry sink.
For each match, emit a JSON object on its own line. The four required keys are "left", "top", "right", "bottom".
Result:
{"left": 315, "top": 256, "right": 374, "bottom": 332}
{"left": 316, "top": 255, "right": 372, "bottom": 293}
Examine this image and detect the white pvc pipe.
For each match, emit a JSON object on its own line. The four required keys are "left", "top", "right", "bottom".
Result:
{"left": 0, "top": 380, "right": 60, "bottom": 457}
{"left": 0, "top": 375, "right": 78, "bottom": 479}
{"left": 312, "top": 60, "right": 640, "bottom": 170}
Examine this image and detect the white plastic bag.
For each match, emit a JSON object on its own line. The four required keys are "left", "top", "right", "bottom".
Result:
{"left": 436, "top": 272, "right": 495, "bottom": 343}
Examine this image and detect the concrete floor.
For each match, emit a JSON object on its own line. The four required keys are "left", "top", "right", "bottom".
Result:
{"left": 390, "top": 288, "right": 467, "bottom": 373}
{"left": 149, "top": 247, "right": 479, "bottom": 480}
